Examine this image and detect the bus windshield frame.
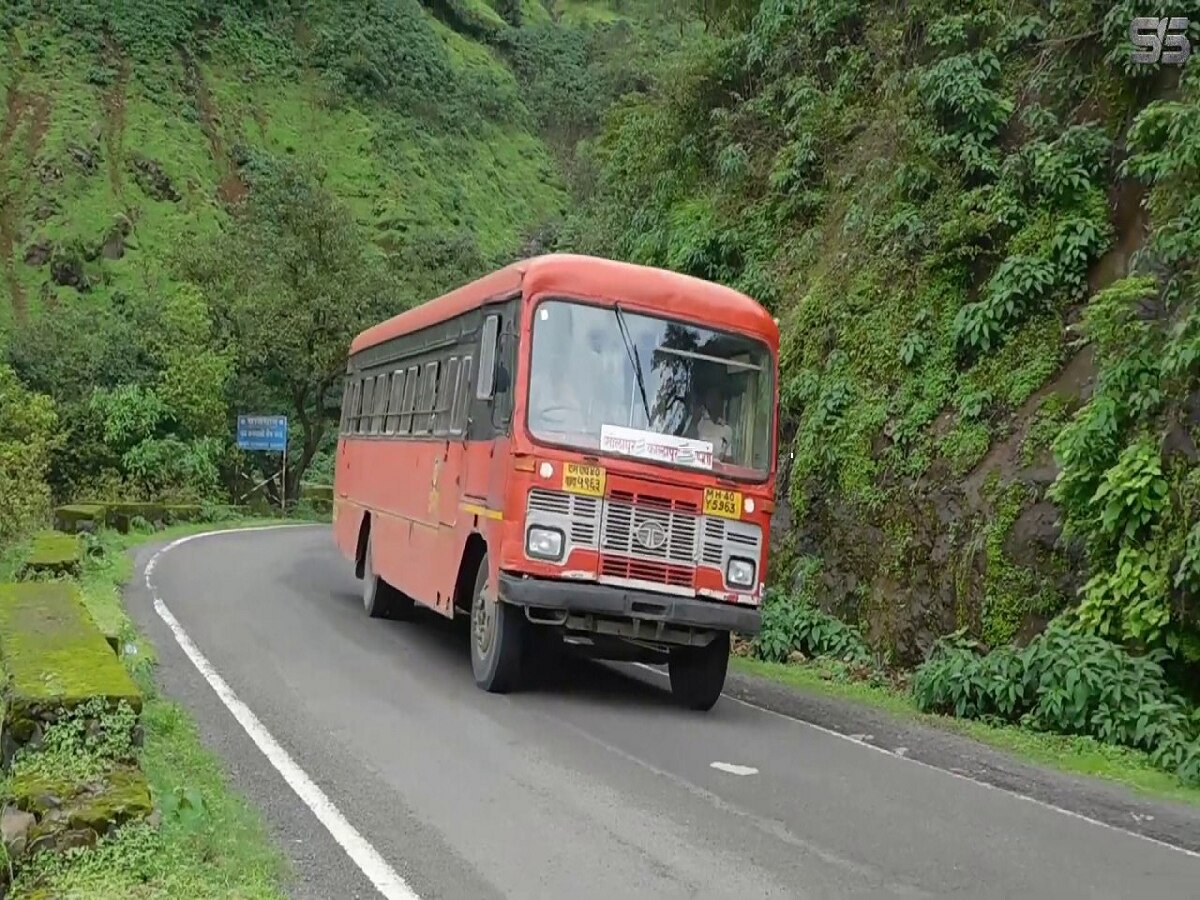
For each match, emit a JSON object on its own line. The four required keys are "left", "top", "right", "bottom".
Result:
{"left": 525, "top": 296, "right": 775, "bottom": 484}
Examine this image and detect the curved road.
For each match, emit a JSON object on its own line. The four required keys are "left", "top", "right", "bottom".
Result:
{"left": 127, "top": 526, "right": 1200, "bottom": 899}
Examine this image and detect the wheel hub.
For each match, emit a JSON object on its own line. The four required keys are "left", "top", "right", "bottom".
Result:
{"left": 473, "top": 588, "right": 495, "bottom": 656}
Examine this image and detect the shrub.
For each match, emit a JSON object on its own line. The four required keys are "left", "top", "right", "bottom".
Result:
{"left": 753, "top": 585, "right": 873, "bottom": 666}
{"left": 913, "top": 621, "right": 1200, "bottom": 785}
{"left": 0, "top": 366, "right": 59, "bottom": 543}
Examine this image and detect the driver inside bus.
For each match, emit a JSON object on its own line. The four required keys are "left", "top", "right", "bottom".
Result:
{"left": 529, "top": 314, "right": 588, "bottom": 435}
{"left": 689, "top": 385, "right": 734, "bottom": 462}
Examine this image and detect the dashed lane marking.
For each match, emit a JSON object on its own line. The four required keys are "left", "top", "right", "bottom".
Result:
{"left": 711, "top": 762, "right": 759, "bottom": 776}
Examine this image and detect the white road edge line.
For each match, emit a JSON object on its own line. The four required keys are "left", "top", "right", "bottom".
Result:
{"left": 630, "top": 663, "right": 1200, "bottom": 860}
{"left": 144, "top": 524, "right": 421, "bottom": 900}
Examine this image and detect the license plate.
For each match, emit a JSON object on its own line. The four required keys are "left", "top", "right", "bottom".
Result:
{"left": 703, "top": 487, "right": 742, "bottom": 519}
{"left": 562, "top": 462, "right": 606, "bottom": 497}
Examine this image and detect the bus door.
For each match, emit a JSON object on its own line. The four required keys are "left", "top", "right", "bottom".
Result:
{"left": 460, "top": 307, "right": 516, "bottom": 523}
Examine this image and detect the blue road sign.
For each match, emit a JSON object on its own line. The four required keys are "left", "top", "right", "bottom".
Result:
{"left": 237, "top": 415, "right": 288, "bottom": 452}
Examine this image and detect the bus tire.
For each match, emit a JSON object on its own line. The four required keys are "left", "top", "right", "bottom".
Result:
{"left": 667, "top": 631, "right": 729, "bottom": 711}
{"left": 469, "top": 556, "right": 525, "bottom": 693}
{"left": 362, "top": 536, "right": 414, "bottom": 620}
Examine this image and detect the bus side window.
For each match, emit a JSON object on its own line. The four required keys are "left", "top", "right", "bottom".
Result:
{"left": 435, "top": 357, "right": 460, "bottom": 436}
{"left": 452, "top": 356, "right": 473, "bottom": 433}
{"left": 494, "top": 325, "right": 514, "bottom": 427}
{"left": 348, "top": 379, "right": 362, "bottom": 433}
{"left": 477, "top": 315, "right": 499, "bottom": 400}
{"left": 370, "top": 373, "right": 389, "bottom": 434}
{"left": 384, "top": 369, "right": 406, "bottom": 435}
{"left": 358, "top": 377, "right": 375, "bottom": 435}
{"left": 398, "top": 365, "right": 418, "bottom": 434}
{"left": 415, "top": 361, "right": 439, "bottom": 434}
{"left": 338, "top": 381, "right": 351, "bottom": 434}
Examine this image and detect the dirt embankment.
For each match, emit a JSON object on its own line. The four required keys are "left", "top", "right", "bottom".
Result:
{"left": 178, "top": 44, "right": 247, "bottom": 205}
{"left": 0, "top": 38, "right": 52, "bottom": 324}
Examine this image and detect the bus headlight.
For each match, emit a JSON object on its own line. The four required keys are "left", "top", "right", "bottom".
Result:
{"left": 526, "top": 526, "right": 565, "bottom": 562}
{"left": 726, "top": 557, "right": 755, "bottom": 588}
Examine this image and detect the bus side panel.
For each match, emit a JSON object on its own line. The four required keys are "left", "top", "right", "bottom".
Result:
{"left": 481, "top": 435, "right": 513, "bottom": 599}
{"left": 332, "top": 495, "right": 360, "bottom": 563}
{"left": 394, "top": 436, "right": 473, "bottom": 617}
{"left": 367, "top": 437, "right": 442, "bottom": 610}
{"left": 332, "top": 435, "right": 367, "bottom": 563}
{"left": 334, "top": 434, "right": 503, "bottom": 615}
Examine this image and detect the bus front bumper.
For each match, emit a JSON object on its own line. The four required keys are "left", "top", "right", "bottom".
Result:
{"left": 497, "top": 573, "right": 761, "bottom": 636}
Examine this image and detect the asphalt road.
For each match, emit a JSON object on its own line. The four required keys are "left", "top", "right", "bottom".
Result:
{"left": 126, "top": 525, "right": 1200, "bottom": 899}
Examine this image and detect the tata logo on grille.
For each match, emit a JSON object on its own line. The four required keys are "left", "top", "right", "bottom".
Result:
{"left": 634, "top": 520, "right": 668, "bottom": 551}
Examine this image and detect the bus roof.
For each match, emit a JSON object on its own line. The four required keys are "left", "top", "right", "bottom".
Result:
{"left": 349, "top": 254, "right": 779, "bottom": 355}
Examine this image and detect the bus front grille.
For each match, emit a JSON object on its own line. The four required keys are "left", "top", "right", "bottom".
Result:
{"left": 527, "top": 488, "right": 600, "bottom": 548}
{"left": 526, "top": 486, "right": 761, "bottom": 594}
{"left": 599, "top": 495, "right": 699, "bottom": 569}
{"left": 599, "top": 555, "right": 694, "bottom": 588}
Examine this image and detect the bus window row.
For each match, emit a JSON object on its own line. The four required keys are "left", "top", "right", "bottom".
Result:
{"left": 340, "top": 353, "right": 475, "bottom": 439}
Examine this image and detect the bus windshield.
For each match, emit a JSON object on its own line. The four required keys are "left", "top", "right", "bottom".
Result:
{"left": 527, "top": 298, "right": 774, "bottom": 479}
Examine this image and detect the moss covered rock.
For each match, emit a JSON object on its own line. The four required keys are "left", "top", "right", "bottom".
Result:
{"left": 0, "top": 583, "right": 141, "bottom": 763}
{"left": 51, "top": 504, "right": 107, "bottom": 534}
{"left": 161, "top": 504, "right": 205, "bottom": 524}
{"left": 72, "top": 501, "right": 166, "bottom": 533}
{"left": 19, "top": 532, "right": 83, "bottom": 578}
{"left": 13, "top": 763, "right": 150, "bottom": 864}
{"left": 301, "top": 483, "right": 334, "bottom": 502}
{"left": 16, "top": 765, "right": 152, "bottom": 837}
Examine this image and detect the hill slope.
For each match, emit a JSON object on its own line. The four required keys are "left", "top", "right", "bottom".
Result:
{"left": 0, "top": 0, "right": 682, "bottom": 503}
{"left": 0, "top": 0, "right": 582, "bottom": 336}
{"left": 563, "top": 0, "right": 1200, "bottom": 671}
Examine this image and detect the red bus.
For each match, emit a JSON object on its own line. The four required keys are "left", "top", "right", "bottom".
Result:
{"left": 333, "top": 254, "right": 779, "bottom": 710}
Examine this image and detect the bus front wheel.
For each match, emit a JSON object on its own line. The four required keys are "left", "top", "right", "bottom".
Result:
{"left": 668, "top": 632, "right": 730, "bottom": 711}
{"left": 470, "top": 556, "right": 525, "bottom": 693}
{"left": 362, "top": 536, "right": 414, "bottom": 620}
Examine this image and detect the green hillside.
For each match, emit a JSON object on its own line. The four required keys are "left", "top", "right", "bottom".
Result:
{"left": 565, "top": 0, "right": 1200, "bottom": 679}
{"left": 0, "top": 0, "right": 681, "bottom": 506}
{"left": 0, "top": 0, "right": 572, "bottom": 336}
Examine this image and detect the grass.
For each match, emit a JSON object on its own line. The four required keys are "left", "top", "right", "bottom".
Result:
{"left": 732, "top": 656, "right": 1200, "bottom": 809}
{"left": 0, "top": 536, "right": 31, "bottom": 580}
{"left": 7, "top": 519, "right": 301, "bottom": 899}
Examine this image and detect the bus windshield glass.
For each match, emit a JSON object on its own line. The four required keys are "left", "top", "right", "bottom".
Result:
{"left": 527, "top": 299, "right": 774, "bottom": 479}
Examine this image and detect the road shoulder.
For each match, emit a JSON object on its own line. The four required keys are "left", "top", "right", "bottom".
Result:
{"left": 719, "top": 664, "right": 1200, "bottom": 856}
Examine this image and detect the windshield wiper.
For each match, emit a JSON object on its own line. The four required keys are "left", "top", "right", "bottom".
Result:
{"left": 613, "top": 303, "right": 653, "bottom": 428}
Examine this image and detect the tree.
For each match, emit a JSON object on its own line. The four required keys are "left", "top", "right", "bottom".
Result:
{"left": 0, "top": 365, "right": 58, "bottom": 541}
{"left": 182, "top": 157, "right": 400, "bottom": 500}
{"left": 497, "top": 0, "right": 522, "bottom": 27}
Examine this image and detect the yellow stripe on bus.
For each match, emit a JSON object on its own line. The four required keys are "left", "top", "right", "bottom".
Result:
{"left": 460, "top": 502, "right": 503, "bottom": 521}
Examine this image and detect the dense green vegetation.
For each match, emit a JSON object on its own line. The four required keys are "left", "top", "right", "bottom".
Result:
{"left": 556, "top": 0, "right": 1200, "bottom": 778}
{"left": 2, "top": 0, "right": 1200, "bottom": 813}
{"left": 0, "top": 0, "right": 673, "bottom": 511}
{"left": 567, "top": 0, "right": 1200, "bottom": 672}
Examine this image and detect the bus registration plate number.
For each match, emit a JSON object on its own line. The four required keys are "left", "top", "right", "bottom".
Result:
{"left": 703, "top": 488, "right": 742, "bottom": 520}
{"left": 562, "top": 463, "right": 606, "bottom": 497}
